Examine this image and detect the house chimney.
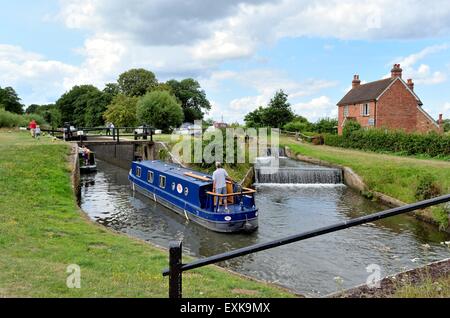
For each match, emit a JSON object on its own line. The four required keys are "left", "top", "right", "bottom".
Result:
{"left": 439, "top": 114, "right": 443, "bottom": 127}
{"left": 352, "top": 75, "right": 361, "bottom": 88}
{"left": 407, "top": 79, "right": 414, "bottom": 91}
{"left": 391, "top": 64, "right": 403, "bottom": 78}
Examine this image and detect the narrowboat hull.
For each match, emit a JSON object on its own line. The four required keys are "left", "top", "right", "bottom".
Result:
{"left": 80, "top": 165, "right": 97, "bottom": 173}
{"left": 129, "top": 172, "right": 258, "bottom": 233}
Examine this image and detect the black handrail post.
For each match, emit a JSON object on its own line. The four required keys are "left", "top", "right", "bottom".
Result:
{"left": 169, "top": 241, "right": 183, "bottom": 299}
{"left": 117, "top": 128, "right": 120, "bottom": 143}
{"left": 113, "top": 128, "right": 116, "bottom": 141}
{"left": 143, "top": 125, "right": 148, "bottom": 140}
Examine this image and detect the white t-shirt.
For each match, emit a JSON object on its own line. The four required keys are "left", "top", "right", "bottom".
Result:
{"left": 212, "top": 168, "right": 228, "bottom": 189}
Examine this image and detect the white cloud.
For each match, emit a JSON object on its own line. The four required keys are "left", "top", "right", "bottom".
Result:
{"left": 54, "top": 0, "right": 450, "bottom": 78}
{"left": 4, "top": 0, "right": 450, "bottom": 111}
{"left": 213, "top": 69, "right": 337, "bottom": 121}
{"left": 387, "top": 44, "right": 449, "bottom": 85}
{"left": 0, "top": 45, "right": 79, "bottom": 105}
{"left": 443, "top": 103, "right": 450, "bottom": 118}
{"left": 292, "top": 96, "right": 337, "bottom": 122}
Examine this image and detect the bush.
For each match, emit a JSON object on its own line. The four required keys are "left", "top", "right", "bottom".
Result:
{"left": 283, "top": 121, "right": 311, "bottom": 132}
{"left": 431, "top": 206, "right": 449, "bottom": 230}
{"left": 313, "top": 118, "right": 338, "bottom": 134}
{"left": 323, "top": 129, "right": 450, "bottom": 158}
{"left": 136, "top": 91, "right": 184, "bottom": 132}
{"left": 415, "top": 174, "right": 442, "bottom": 201}
{"left": 0, "top": 108, "right": 47, "bottom": 128}
{"left": 342, "top": 120, "right": 361, "bottom": 137}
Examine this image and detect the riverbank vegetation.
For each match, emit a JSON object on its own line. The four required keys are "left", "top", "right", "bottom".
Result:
{"left": 0, "top": 108, "right": 47, "bottom": 128}
{"left": 0, "top": 131, "right": 291, "bottom": 298}
{"left": 280, "top": 136, "right": 450, "bottom": 228}
{"left": 394, "top": 275, "right": 450, "bottom": 298}
{"left": 324, "top": 122, "right": 450, "bottom": 159}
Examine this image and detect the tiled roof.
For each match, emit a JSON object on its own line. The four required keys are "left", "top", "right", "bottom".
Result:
{"left": 337, "top": 78, "right": 396, "bottom": 106}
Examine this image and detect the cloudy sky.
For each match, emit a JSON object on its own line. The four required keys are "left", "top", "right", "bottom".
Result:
{"left": 1, "top": 0, "right": 450, "bottom": 123}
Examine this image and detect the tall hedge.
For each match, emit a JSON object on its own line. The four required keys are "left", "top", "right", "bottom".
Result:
{"left": 324, "top": 129, "right": 450, "bottom": 158}
{"left": 0, "top": 108, "right": 47, "bottom": 128}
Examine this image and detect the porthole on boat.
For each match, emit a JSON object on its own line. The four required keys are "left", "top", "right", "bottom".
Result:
{"left": 184, "top": 187, "right": 189, "bottom": 196}
{"left": 171, "top": 182, "right": 176, "bottom": 191}
{"left": 177, "top": 184, "right": 183, "bottom": 194}
{"left": 255, "top": 212, "right": 258, "bottom": 217}
{"left": 224, "top": 216, "right": 232, "bottom": 221}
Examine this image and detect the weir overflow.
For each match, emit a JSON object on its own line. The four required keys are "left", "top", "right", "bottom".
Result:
{"left": 255, "top": 157, "right": 343, "bottom": 184}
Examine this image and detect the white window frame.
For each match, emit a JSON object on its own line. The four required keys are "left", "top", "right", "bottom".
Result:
{"left": 136, "top": 167, "right": 141, "bottom": 178}
{"left": 344, "top": 105, "right": 349, "bottom": 117}
{"left": 147, "top": 171, "right": 154, "bottom": 183}
{"left": 159, "top": 175, "right": 166, "bottom": 189}
{"left": 362, "top": 103, "right": 370, "bottom": 117}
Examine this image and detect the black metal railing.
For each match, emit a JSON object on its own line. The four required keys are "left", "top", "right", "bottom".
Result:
{"left": 43, "top": 125, "right": 155, "bottom": 143}
{"left": 162, "top": 194, "right": 450, "bottom": 298}
{"left": 78, "top": 126, "right": 154, "bottom": 143}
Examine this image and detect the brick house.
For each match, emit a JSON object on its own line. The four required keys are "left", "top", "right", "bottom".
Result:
{"left": 337, "top": 64, "right": 443, "bottom": 135}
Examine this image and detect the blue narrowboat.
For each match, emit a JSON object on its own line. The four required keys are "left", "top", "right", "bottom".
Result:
{"left": 128, "top": 161, "right": 258, "bottom": 233}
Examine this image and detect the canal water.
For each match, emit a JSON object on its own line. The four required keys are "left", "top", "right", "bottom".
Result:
{"left": 80, "top": 159, "right": 450, "bottom": 296}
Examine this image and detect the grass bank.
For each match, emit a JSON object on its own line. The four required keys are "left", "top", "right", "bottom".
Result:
{"left": 280, "top": 136, "right": 450, "bottom": 227}
{"left": 394, "top": 276, "right": 450, "bottom": 298}
{"left": 0, "top": 131, "right": 292, "bottom": 298}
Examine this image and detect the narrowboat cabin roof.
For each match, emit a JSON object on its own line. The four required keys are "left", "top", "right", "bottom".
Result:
{"left": 134, "top": 161, "right": 212, "bottom": 185}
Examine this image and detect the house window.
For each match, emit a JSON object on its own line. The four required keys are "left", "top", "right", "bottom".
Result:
{"left": 159, "top": 175, "right": 166, "bottom": 189}
{"left": 136, "top": 167, "right": 141, "bottom": 178}
{"left": 344, "top": 105, "right": 349, "bottom": 117}
{"left": 147, "top": 171, "right": 154, "bottom": 183}
{"left": 362, "top": 103, "right": 370, "bottom": 116}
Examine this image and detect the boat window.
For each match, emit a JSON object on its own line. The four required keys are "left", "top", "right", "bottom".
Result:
{"left": 171, "top": 182, "right": 176, "bottom": 191}
{"left": 159, "top": 175, "right": 166, "bottom": 189}
{"left": 184, "top": 187, "right": 189, "bottom": 196}
{"left": 147, "top": 171, "right": 154, "bottom": 183}
{"left": 136, "top": 167, "right": 141, "bottom": 178}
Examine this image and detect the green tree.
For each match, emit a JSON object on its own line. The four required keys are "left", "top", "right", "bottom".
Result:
{"left": 443, "top": 119, "right": 450, "bottom": 133}
{"left": 244, "top": 106, "right": 266, "bottom": 128}
{"left": 166, "top": 78, "right": 211, "bottom": 122}
{"left": 118, "top": 69, "right": 158, "bottom": 97}
{"left": 26, "top": 104, "right": 61, "bottom": 128}
{"left": 103, "top": 95, "right": 139, "bottom": 127}
{"left": 48, "top": 107, "right": 62, "bottom": 129}
{"left": 244, "top": 90, "right": 294, "bottom": 128}
{"left": 103, "top": 83, "right": 120, "bottom": 100}
{"left": 202, "top": 118, "right": 214, "bottom": 129}
{"left": 56, "top": 85, "right": 109, "bottom": 127}
{"left": 283, "top": 115, "right": 313, "bottom": 132}
{"left": 0, "top": 86, "right": 24, "bottom": 114}
{"left": 313, "top": 118, "right": 338, "bottom": 134}
{"left": 343, "top": 120, "right": 362, "bottom": 137}
{"left": 263, "top": 90, "right": 294, "bottom": 128}
{"left": 136, "top": 91, "right": 184, "bottom": 132}
{"left": 26, "top": 104, "right": 40, "bottom": 114}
